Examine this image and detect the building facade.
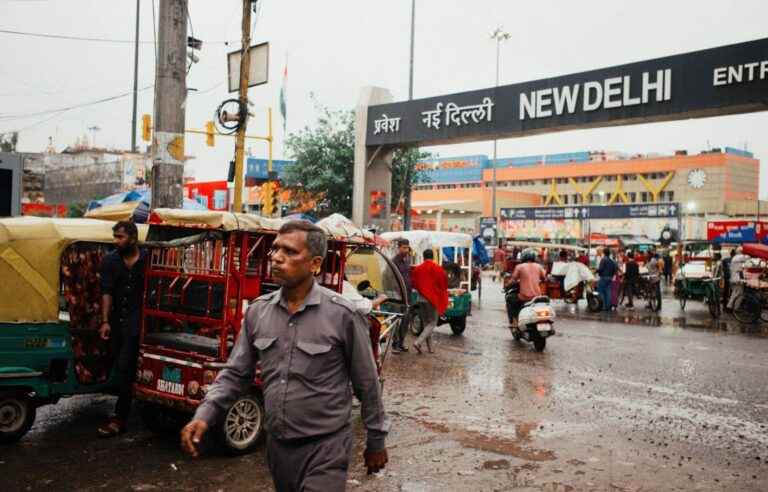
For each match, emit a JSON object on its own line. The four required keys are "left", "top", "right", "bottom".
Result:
{"left": 411, "top": 147, "right": 764, "bottom": 239}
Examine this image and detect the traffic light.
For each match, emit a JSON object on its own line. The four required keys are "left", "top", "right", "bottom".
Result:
{"left": 261, "top": 182, "right": 274, "bottom": 216}
{"left": 271, "top": 181, "right": 280, "bottom": 216}
{"left": 205, "top": 121, "right": 215, "bottom": 147}
{"left": 141, "top": 114, "right": 152, "bottom": 142}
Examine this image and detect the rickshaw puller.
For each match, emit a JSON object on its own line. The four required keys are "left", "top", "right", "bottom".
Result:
{"left": 97, "top": 221, "right": 146, "bottom": 437}
{"left": 181, "top": 221, "right": 389, "bottom": 491}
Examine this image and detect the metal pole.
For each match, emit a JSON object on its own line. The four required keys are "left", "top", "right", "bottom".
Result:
{"left": 151, "top": 0, "right": 187, "bottom": 209}
{"left": 232, "top": 0, "right": 252, "bottom": 213}
{"left": 491, "top": 37, "right": 499, "bottom": 224}
{"left": 408, "top": 0, "right": 415, "bottom": 101}
{"left": 130, "top": 0, "right": 140, "bottom": 153}
{"left": 403, "top": 0, "right": 416, "bottom": 231}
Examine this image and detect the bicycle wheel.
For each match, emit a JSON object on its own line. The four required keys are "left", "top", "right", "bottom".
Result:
{"left": 707, "top": 292, "right": 721, "bottom": 318}
{"left": 648, "top": 288, "right": 659, "bottom": 312}
{"left": 732, "top": 293, "right": 760, "bottom": 324}
{"left": 760, "top": 291, "right": 768, "bottom": 323}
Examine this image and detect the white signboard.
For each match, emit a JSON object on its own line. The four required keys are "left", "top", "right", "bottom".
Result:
{"left": 227, "top": 42, "right": 269, "bottom": 93}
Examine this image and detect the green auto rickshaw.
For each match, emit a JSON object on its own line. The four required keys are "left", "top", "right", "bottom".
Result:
{"left": 0, "top": 217, "right": 146, "bottom": 443}
{"left": 381, "top": 230, "right": 476, "bottom": 335}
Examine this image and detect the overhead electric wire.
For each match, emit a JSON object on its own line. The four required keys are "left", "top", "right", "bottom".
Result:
{"left": 0, "top": 85, "right": 154, "bottom": 122}
{"left": 0, "top": 27, "right": 237, "bottom": 45}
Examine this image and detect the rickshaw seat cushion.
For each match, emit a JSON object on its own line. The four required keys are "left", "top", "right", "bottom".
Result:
{"left": 143, "top": 332, "right": 231, "bottom": 358}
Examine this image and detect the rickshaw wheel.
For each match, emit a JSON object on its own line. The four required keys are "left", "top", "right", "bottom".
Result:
{"left": 448, "top": 316, "right": 467, "bottom": 336}
{"left": 0, "top": 393, "right": 36, "bottom": 444}
{"left": 220, "top": 394, "right": 264, "bottom": 455}
{"left": 409, "top": 311, "right": 425, "bottom": 336}
{"left": 586, "top": 294, "right": 602, "bottom": 313}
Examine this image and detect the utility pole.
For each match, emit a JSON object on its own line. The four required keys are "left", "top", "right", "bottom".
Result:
{"left": 130, "top": 0, "right": 140, "bottom": 153}
{"left": 151, "top": 0, "right": 187, "bottom": 209}
{"left": 490, "top": 28, "right": 510, "bottom": 234}
{"left": 403, "top": 0, "right": 416, "bottom": 231}
{"left": 232, "top": 0, "right": 252, "bottom": 213}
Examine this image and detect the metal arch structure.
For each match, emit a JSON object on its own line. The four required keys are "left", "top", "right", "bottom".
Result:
{"left": 352, "top": 37, "right": 768, "bottom": 229}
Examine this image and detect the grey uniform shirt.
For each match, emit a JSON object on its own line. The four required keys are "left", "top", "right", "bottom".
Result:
{"left": 194, "top": 282, "right": 390, "bottom": 451}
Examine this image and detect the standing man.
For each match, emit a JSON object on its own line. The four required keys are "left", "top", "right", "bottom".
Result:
{"left": 97, "top": 221, "right": 146, "bottom": 437}
{"left": 493, "top": 245, "right": 507, "bottom": 282}
{"left": 728, "top": 247, "right": 749, "bottom": 310}
{"left": 411, "top": 249, "right": 449, "bottom": 354}
{"left": 181, "top": 221, "right": 389, "bottom": 491}
{"left": 597, "top": 248, "right": 617, "bottom": 312}
{"left": 663, "top": 251, "right": 673, "bottom": 286}
{"left": 623, "top": 251, "right": 640, "bottom": 309}
{"left": 721, "top": 248, "right": 733, "bottom": 313}
{"left": 391, "top": 239, "right": 412, "bottom": 353}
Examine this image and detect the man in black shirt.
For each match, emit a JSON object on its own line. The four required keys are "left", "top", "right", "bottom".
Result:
{"left": 391, "top": 239, "right": 412, "bottom": 353}
{"left": 597, "top": 248, "right": 617, "bottom": 312}
{"left": 623, "top": 251, "right": 640, "bottom": 309}
{"left": 97, "top": 221, "right": 146, "bottom": 436}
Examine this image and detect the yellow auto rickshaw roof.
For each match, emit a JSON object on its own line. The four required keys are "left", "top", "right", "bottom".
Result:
{"left": 0, "top": 217, "right": 147, "bottom": 323}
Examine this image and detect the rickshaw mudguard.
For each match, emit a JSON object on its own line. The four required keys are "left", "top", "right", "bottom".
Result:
{"left": 444, "top": 292, "right": 472, "bottom": 318}
{"left": 0, "top": 322, "right": 73, "bottom": 398}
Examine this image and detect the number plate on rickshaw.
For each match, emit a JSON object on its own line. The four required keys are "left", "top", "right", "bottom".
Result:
{"left": 157, "top": 379, "right": 184, "bottom": 396}
{"left": 157, "top": 366, "right": 184, "bottom": 396}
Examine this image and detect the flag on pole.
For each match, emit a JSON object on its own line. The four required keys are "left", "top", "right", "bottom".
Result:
{"left": 279, "top": 62, "right": 287, "bottom": 135}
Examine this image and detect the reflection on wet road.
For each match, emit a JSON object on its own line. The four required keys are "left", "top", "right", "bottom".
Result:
{"left": 2, "top": 279, "right": 767, "bottom": 491}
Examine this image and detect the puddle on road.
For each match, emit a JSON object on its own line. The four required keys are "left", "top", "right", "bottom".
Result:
{"left": 416, "top": 418, "right": 556, "bottom": 462}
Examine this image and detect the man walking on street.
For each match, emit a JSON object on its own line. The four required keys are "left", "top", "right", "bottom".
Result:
{"left": 97, "top": 221, "right": 146, "bottom": 437}
{"left": 181, "top": 221, "right": 389, "bottom": 491}
{"left": 597, "top": 248, "right": 617, "bottom": 312}
{"left": 623, "top": 251, "right": 639, "bottom": 309}
{"left": 411, "top": 249, "right": 449, "bottom": 354}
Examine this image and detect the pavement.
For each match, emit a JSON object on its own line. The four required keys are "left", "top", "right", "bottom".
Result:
{"left": 2, "top": 277, "right": 768, "bottom": 491}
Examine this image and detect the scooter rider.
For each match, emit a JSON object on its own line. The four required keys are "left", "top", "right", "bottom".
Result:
{"left": 507, "top": 250, "right": 546, "bottom": 328}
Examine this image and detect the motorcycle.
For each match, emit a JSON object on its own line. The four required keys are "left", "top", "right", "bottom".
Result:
{"left": 503, "top": 278, "right": 556, "bottom": 352}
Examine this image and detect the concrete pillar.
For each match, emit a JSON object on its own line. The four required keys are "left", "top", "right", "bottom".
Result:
{"left": 436, "top": 209, "right": 443, "bottom": 231}
{"left": 353, "top": 87, "right": 394, "bottom": 229}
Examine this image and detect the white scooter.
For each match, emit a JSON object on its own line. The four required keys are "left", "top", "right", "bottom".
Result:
{"left": 513, "top": 295, "right": 556, "bottom": 352}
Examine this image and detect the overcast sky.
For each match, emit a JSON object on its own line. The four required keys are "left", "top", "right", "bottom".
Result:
{"left": 1, "top": 0, "right": 766, "bottom": 196}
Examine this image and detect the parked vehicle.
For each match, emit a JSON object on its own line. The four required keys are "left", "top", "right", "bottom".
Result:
{"left": 134, "top": 210, "right": 407, "bottom": 454}
{"left": 0, "top": 217, "right": 147, "bottom": 443}
{"left": 381, "top": 231, "right": 475, "bottom": 336}
{"left": 730, "top": 243, "right": 768, "bottom": 324}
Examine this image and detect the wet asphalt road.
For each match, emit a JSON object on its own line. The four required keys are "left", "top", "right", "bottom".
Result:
{"left": 2, "top": 277, "right": 768, "bottom": 492}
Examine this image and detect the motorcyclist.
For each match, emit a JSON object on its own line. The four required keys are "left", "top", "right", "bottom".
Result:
{"left": 505, "top": 250, "right": 546, "bottom": 329}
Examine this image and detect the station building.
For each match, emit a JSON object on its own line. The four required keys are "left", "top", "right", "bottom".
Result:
{"left": 409, "top": 147, "right": 765, "bottom": 240}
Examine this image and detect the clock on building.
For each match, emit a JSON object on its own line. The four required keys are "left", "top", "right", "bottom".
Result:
{"left": 687, "top": 169, "right": 707, "bottom": 189}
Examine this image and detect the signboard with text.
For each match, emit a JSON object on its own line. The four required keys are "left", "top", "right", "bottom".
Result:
{"left": 367, "top": 38, "right": 768, "bottom": 147}
{"left": 500, "top": 203, "right": 680, "bottom": 221}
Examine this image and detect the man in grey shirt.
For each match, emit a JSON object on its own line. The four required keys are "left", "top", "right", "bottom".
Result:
{"left": 181, "top": 221, "right": 389, "bottom": 491}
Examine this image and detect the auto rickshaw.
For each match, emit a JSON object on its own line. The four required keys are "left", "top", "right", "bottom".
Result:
{"left": 380, "top": 230, "right": 475, "bottom": 336}
{"left": 134, "top": 210, "right": 407, "bottom": 454}
{"left": 0, "top": 217, "right": 147, "bottom": 443}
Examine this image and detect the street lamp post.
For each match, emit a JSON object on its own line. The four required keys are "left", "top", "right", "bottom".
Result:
{"left": 490, "top": 27, "right": 510, "bottom": 238}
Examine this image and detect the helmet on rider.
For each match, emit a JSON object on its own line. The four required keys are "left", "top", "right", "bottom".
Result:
{"left": 521, "top": 249, "right": 537, "bottom": 263}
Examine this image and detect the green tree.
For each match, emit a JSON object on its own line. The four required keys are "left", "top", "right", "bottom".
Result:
{"left": 283, "top": 105, "right": 355, "bottom": 217}
{"left": 283, "top": 103, "right": 431, "bottom": 219}
{"left": 390, "top": 146, "right": 432, "bottom": 225}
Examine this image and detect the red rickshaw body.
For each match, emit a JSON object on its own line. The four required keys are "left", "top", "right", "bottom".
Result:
{"left": 133, "top": 209, "right": 373, "bottom": 414}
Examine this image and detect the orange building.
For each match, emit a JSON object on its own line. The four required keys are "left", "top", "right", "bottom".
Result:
{"left": 409, "top": 147, "right": 764, "bottom": 239}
